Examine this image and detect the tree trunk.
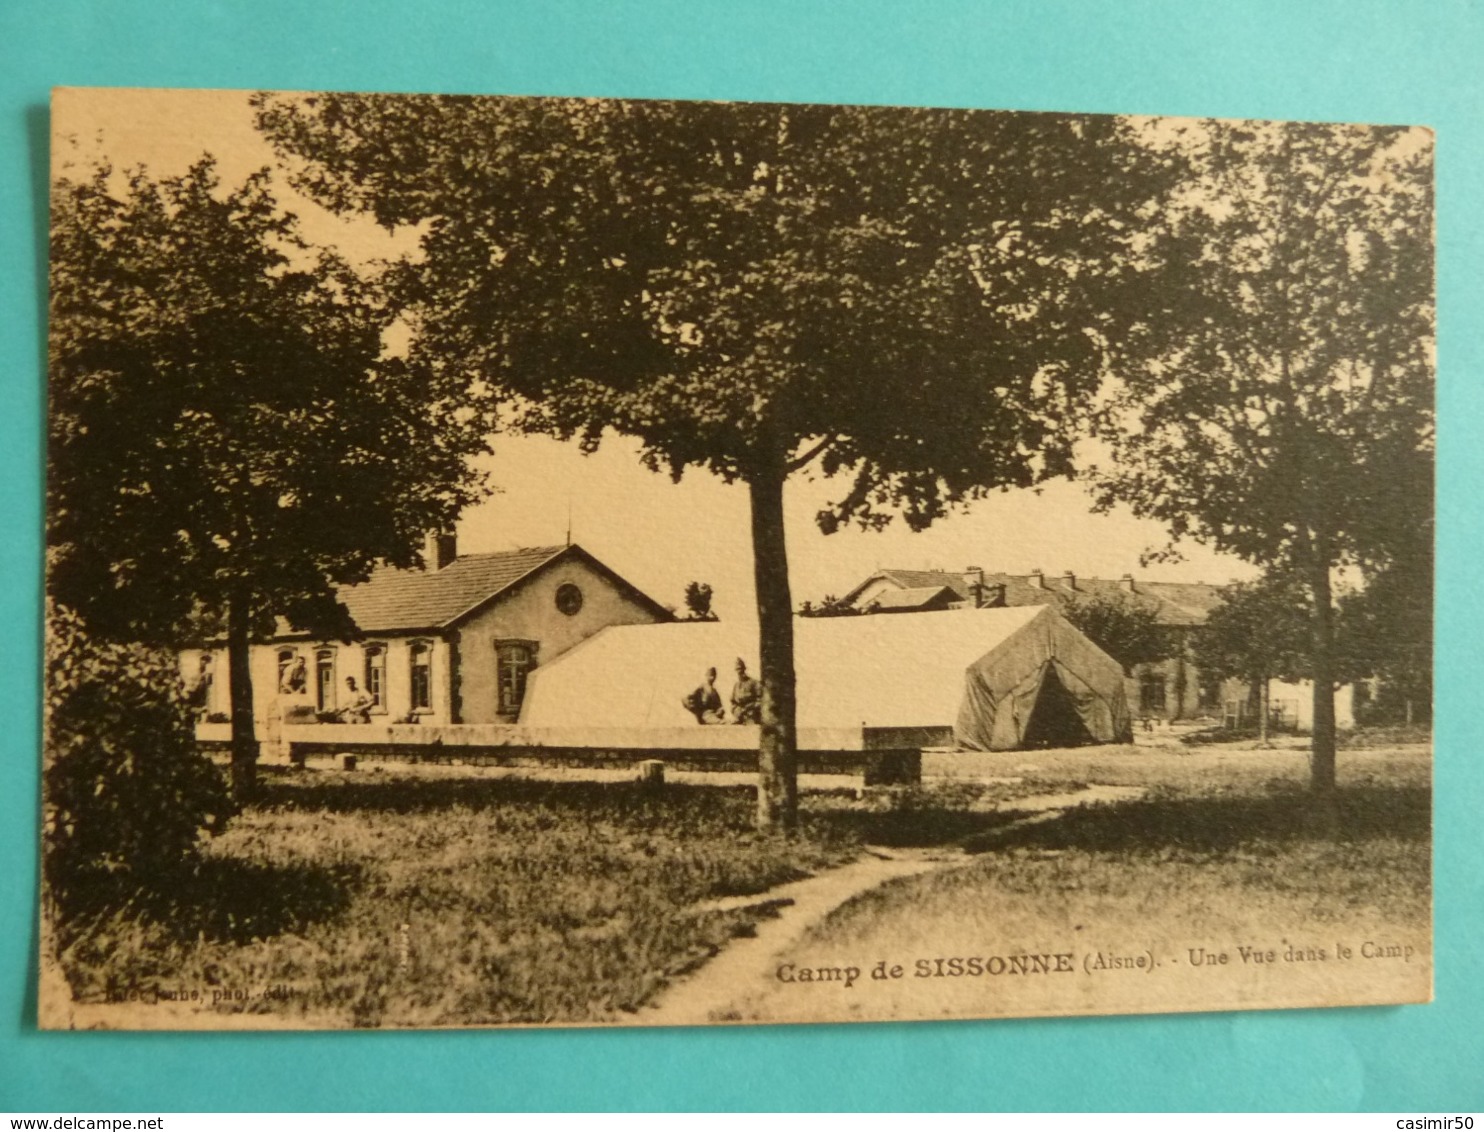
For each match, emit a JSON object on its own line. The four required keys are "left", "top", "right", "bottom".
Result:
{"left": 227, "top": 587, "right": 258, "bottom": 800}
{"left": 1257, "top": 668, "right": 1271, "bottom": 747}
{"left": 749, "top": 465, "right": 798, "bottom": 833}
{"left": 1171, "top": 646, "right": 1187, "bottom": 722}
{"left": 1307, "top": 545, "right": 1338, "bottom": 794}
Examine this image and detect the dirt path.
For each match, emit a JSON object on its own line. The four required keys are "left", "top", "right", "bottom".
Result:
{"left": 638, "top": 781, "right": 1144, "bottom": 1027}
{"left": 639, "top": 846, "right": 956, "bottom": 1026}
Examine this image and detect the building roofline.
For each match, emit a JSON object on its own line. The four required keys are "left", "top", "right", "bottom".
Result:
{"left": 438, "top": 545, "right": 570, "bottom": 628}
{"left": 443, "top": 543, "right": 674, "bottom": 629}
{"left": 840, "top": 566, "right": 1227, "bottom": 624}
{"left": 838, "top": 569, "right": 897, "bottom": 606}
{"left": 234, "top": 544, "right": 670, "bottom": 644}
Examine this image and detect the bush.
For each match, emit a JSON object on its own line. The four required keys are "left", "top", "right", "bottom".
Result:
{"left": 44, "top": 603, "right": 234, "bottom": 913}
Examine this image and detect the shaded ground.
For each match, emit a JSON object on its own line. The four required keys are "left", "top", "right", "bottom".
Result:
{"left": 46, "top": 740, "right": 1431, "bottom": 1030}
{"left": 641, "top": 847, "right": 956, "bottom": 1027}
{"left": 643, "top": 781, "right": 1146, "bottom": 1025}
{"left": 717, "top": 743, "right": 1431, "bottom": 1024}
{"left": 47, "top": 768, "right": 1040, "bottom": 1029}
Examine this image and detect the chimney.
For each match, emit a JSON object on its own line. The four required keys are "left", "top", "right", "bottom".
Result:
{"left": 1029, "top": 569, "right": 1045, "bottom": 589}
{"left": 1062, "top": 570, "right": 1077, "bottom": 591}
{"left": 422, "top": 531, "right": 457, "bottom": 571}
{"left": 964, "top": 566, "right": 985, "bottom": 608}
{"left": 1120, "top": 573, "right": 1136, "bottom": 593}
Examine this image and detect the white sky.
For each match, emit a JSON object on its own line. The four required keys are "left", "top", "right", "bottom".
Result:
{"left": 51, "top": 86, "right": 1257, "bottom": 618}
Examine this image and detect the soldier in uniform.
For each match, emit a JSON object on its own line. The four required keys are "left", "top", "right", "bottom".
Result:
{"left": 730, "top": 658, "right": 761, "bottom": 724}
{"left": 682, "top": 667, "right": 724, "bottom": 724}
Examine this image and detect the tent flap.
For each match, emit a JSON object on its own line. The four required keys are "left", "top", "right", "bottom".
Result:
{"left": 952, "top": 609, "right": 1133, "bottom": 750}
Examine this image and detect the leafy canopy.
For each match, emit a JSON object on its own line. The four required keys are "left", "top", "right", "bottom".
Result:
{"left": 1337, "top": 551, "right": 1433, "bottom": 718}
{"left": 44, "top": 602, "right": 233, "bottom": 912}
{"left": 1059, "top": 590, "right": 1172, "bottom": 674}
{"left": 1093, "top": 119, "right": 1434, "bottom": 576}
{"left": 48, "top": 159, "right": 494, "bottom": 643}
{"left": 1191, "top": 573, "right": 1313, "bottom": 687}
{"left": 256, "top": 94, "right": 1172, "bottom": 519}
{"left": 682, "top": 581, "right": 718, "bottom": 622}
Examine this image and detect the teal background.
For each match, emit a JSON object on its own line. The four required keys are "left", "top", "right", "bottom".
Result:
{"left": 2, "top": 0, "right": 1480, "bottom": 1112}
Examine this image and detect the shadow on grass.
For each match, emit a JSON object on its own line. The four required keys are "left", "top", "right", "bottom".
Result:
{"left": 58, "top": 856, "right": 359, "bottom": 945}
{"left": 251, "top": 767, "right": 1429, "bottom": 858}
{"left": 256, "top": 771, "right": 1010, "bottom": 849}
{"left": 254, "top": 770, "right": 759, "bottom": 819}
{"left": 833, "top": 806, "right": 1022, "bottom": 849}
{"left": 963, "top": 784, "right": 1431, "bottom": 855}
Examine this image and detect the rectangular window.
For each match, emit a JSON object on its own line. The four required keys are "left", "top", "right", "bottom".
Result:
{"left": 410, "top": 641, "right": 432, "bottom": 711}
{"left": 278, "top": 648, "right": 306, "bottom": 695}
{"left": 316, "top": 649, "right": 336, "bottom": 712}
{"left": 364, "top": 645, "right": 386, "bottom": 710}
{"left": 1139, "top": 673, "right": 1167, "bottom": 714}
{"left": 496, "top": 640, "right": 537, "bottom": 717}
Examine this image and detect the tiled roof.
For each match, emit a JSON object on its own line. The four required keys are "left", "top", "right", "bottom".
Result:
{"left": 849, "top": 569, "right": 1226, "bottom": 627}
{"left": 866, "top": 585, "right": 960, "bottom": 611}
{"left": 292, "top": 545, "right": 569, "bottom": 635}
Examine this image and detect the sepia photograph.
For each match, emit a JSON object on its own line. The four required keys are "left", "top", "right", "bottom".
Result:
{"left": 41, "top": 85, "right": 1434, "bottom": 1031}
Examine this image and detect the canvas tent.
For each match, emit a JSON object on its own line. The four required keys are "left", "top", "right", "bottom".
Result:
{"left": 519, "top": 604, "right": 1132, "bottom": 750}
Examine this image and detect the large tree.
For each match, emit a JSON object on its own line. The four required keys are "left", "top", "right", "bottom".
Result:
{"left": 1338, "top": 540, "right": 1433, "bottom": 725}
{"left": 1093, "top": 119, "right": 1434, "bottom": 792}
{"left": 48, "top": 160, "right": 494, "bottom": 796}
{"left": 1192, "top": 572, "right": 1313, "bottom": 745}
{"left": 256, "top": 93, "right": 1171, "bottom": 830}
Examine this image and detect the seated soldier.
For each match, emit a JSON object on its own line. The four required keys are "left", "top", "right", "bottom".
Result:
{"left": 338, "top": 675, "right": 374, "bottom": 724}
{"left": 730, "top": 658, "right": 761, "bottom": 724}
{"left": 280, "top": 655, "right": 308, "bottom": 695}
{"left": 682, "top": 667, "right": 725, "bottom": 724}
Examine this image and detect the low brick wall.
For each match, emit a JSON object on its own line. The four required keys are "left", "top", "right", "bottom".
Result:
{"left": 200, "top": 737, "right": 921, "bottom": 785}
{"left": 313, "top": 742, "right": 917, "bottom": 785}
{"left": 197, "top": 719, "right": 927, "bottom": 784}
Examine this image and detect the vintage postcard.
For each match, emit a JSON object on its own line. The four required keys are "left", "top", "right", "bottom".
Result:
{"left": 41, "top": 86, "right": 1433, "bottom": 1030}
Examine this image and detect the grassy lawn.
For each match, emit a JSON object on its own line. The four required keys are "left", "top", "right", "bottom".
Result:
{"left": 53, "top": 767, "right": 1051, "bottom": 1028}
{"left": 750, "top": 743, "right": 1432, "bottom": 1023}
{"left": 52, "top": 741, "right": 1431, "bottom": 1028}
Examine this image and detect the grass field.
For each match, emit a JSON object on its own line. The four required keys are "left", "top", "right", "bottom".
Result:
{"left": 52, "top": 767, "right": 1056, "bottom": 1027}
{"left": 51, "top": 739, "right": 1432, "bottom": 1028}
{"left": 745, "top": 742, "right": 1432, "bottom": 1023}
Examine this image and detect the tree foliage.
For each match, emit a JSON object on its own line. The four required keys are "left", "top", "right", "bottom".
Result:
{"left": 1093, "top": 120, "right": 1434, "bottom": 788}
{"left": 798, "top": 595, "right": 862, "bottom": 618}
{"left": 256, "top": 93, "right": 1175, "bottom": 828}
{"left": 1060, "top": 591, "right": 1172, "bottom": 674}
{"left": 682, "top": 581, "right": 718, "bottom": 621}
{"left": 44, "top": 602, "right": 234, "bottom": 914}
{"left": 48, "top": 159, "right": 494, "bottom": 793}
{"left": 253, "top": 95, "right": 1154, "bottom": 512}
{"left": 1193, "top": 574, "right": 1312, "bottom": 687}
{"left": 1339, "top": 550, "right": 1433, "bottom": 723}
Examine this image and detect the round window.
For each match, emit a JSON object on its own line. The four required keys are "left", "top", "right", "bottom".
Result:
{"left": 555, "top": 582, "right": 584, "bottom": 616}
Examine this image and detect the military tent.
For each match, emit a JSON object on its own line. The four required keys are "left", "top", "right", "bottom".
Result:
{"left": 518, "top": 604, "right": 1131, "bottom": 750}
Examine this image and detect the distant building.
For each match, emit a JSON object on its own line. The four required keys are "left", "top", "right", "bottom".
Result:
{"left": 835, "top": 566, "right": 1228, "bottom": 722}
{"left": 1223, "top": 678, "right": 1359, "bottom": 733}
{"left": 182, "top": 539, "right": 670, "bottom": 728}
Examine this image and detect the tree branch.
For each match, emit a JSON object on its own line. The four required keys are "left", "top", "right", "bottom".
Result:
{"left": 785, "top": 433, "right": 837, "bottom": 474}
